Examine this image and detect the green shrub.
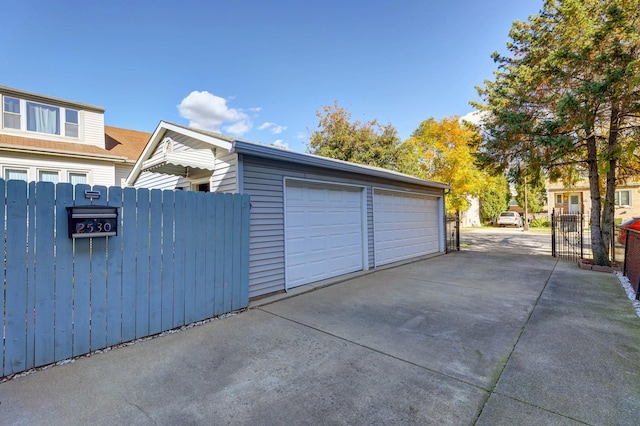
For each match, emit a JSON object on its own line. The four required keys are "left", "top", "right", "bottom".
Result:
{"left": 530, "top": 218, "right": 550, "bottom": 228}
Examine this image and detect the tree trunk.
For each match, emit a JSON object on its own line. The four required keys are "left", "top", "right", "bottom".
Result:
{"left": 586, "top": 134, "right": 609, "bottom": 266}
{"left": 601, "top": 105, "right": 621, "bottom": 264}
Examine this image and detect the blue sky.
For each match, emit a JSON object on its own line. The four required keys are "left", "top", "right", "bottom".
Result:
{"left": 2, "top": 1, "right": 542, "bottom": 152}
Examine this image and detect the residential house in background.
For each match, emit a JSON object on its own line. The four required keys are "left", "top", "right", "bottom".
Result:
{"left": 1, "top": 85, "right": 150, "bottom": 187}
{"left": 547, "top": 179, "right": 640, "bottom": 222}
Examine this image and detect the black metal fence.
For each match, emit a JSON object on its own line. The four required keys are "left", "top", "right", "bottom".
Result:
{"left": 551, "top": 209, "right": 620, "bottom": 264}
{"left": 551, "top": 212, "right": 585, "bottom": 262}
{"left": 446, "top": 212, "right": 460, "bottom": 253}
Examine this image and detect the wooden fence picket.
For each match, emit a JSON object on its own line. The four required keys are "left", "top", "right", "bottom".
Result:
{"left": 53, "top": 183, "right": 74, "bottom": 362}
{"left": 1, "top": 179, "right": 250, "bottom": 378}
{"left": 33, "top": 182, "right": 56, "bottom": 367}
{"left": 5, "top": 180, "right": 28, "bottom": 376}
{"left": 106, "top": 186, "right": 124, "bottom": 347}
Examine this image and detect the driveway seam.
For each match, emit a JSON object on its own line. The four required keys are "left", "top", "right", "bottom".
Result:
{"left": 257, "top": 307, "right": 488, "bottom": 392}
{"left": 486, "top": 392, "right": 591, "bottom": 425}
{"left": 472, "top": 257, "right": 561, "bottom": 425}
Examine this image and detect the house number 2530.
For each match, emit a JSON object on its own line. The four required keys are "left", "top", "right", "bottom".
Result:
{"left": 76, "top": 221, "right": 113, "bottom": 233}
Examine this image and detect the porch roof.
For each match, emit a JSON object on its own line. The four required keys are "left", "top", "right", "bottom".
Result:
{"left": 141, "top": 150, "right": 215, "bottom": 177}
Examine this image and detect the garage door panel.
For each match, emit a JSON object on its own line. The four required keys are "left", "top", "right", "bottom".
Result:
{"left": 285, "top": 182, "right": 364, "bottom": 289}
{"left": 374, "top": 189, "right": 439, "bottom": 266}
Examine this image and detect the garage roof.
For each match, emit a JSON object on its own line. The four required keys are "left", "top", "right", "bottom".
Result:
{"left": 127, "top": 121, "right": 449, "bottom": 190}
{"left": 231, "top": 140, "right": 449, "bottom": 190}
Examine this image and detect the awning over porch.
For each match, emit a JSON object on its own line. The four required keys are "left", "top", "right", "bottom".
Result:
{"left": 141, "top": 150, "right": 215, "bottom": 176}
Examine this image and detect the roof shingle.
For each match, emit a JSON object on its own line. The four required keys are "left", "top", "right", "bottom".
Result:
{"left": 0, "top": 126, "right": 151, "bottom": 162}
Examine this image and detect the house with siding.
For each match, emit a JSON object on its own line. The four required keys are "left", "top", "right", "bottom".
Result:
{"left": 547, "top": 179, "right": 640, "bottom": 222}
{"left": 126, "top": 121, "right": 449, "bottom": 299}
{"left": 1, "top": 85, "right": 150, "bottom": 186}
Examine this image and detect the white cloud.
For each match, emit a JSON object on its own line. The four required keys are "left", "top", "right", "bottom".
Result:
{"left": 271, "top": 140, "right": 289, "bottom": 149}
{"left": 258, "top": 121, "right": 287, "bottom": 135}
{"left": 224, "top": 120, "right": 252, "bottom": 135}
{"left": 177, "top": 91, "right": 252, "bottom": 135}
{"left": 460, "top": 110, "right": 486, "bottom": 127}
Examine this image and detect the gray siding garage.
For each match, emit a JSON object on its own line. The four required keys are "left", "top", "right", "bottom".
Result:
{"left": 238, "top": 151, "right": 447, "bottom": 298}
{"left": 127, "top": 122, "right": 448, "bottom": 299}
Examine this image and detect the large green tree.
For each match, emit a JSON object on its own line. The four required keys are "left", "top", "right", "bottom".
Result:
{"left": 474, "top": 0, "right": 640, "bottom": 265}
{"left": 479, "top": 174, "right": 511, "bottom": 224}
{"left": 307, "top": 101, "right": 413, "bottom": 173}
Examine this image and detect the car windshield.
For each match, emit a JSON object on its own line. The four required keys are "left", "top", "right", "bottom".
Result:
{"left": 500, "top": 213, "right": 513, "bottom": 217}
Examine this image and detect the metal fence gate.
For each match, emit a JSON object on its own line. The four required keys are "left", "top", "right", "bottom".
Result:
{"left": 551, "top": 211, "right": 584, "bottom": 261}
{"left": 446, "top": 212, "right": 460, "bottom": 253}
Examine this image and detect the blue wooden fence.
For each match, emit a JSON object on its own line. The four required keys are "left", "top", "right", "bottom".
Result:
{"left": 1, "top": 179, "right": 250, "bottom": 378}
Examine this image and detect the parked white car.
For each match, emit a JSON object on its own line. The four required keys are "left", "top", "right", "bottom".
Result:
{"left": 496, "top": 211, "right": 524, "bottom": 227}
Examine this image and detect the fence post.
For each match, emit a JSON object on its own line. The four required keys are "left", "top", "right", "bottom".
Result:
{"left": 580, "top": 214, "right": 584, "bottom": 260}
{"left": 551, "top": 210, "right": 556, "bottom": 257}
{"left": 455, "top": 211, "right": 460, "bottom": 252}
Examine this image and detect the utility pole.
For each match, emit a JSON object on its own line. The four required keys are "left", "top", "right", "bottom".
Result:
{"left": 523, "top": 175, "right": 529, "bottom": 231}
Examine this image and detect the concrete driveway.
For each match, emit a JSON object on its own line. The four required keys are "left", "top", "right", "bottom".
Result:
{"left": 1, "top": 228, "right": 639, "bottom": 425}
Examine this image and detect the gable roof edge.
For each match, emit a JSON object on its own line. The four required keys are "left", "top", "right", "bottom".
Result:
{"left": 124, "top": 121, "right": 234, "bottom": 186}
{"left": 231, "top": 140, "right": 449, "bottom": 190}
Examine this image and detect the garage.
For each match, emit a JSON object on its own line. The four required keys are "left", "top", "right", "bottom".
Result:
{"left": 284, "top": 180, "right": 365, "bottom": 289}
{"left": 373, "top": 189, "right": 440, "bottom": 266}
{"left": 128, "top": 122, "right": 449, "bottom": 298}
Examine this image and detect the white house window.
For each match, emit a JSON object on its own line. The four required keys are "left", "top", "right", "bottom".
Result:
{"left": 3, "top": 96, "right": 21, "bottom": 129}
{"left": 27, "top": 101, "right": 60, "bottom": 135}
{"left": 39, "top": 170, "right": 59, "bottom": 183}
{"left": 555, "top": 194, "right": 563, "bottom": 204}
{"left": 65, "top": 109, "right": 79, "bottom": 138}
{"left": 5, "top": 168, "right": 28, "bottom": 181}
{"left": 2, "top": 95, "right": 79, "bottom": 138}
{"left": 69, "top": 172, "right": 88, "bottom": 185}
{"left": 615, "top": 190, "right": 631, "bottom": 206}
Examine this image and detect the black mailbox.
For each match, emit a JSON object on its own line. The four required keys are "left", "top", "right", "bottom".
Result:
{"left": 67, "top": 205, "right": 118, "bottom": 239}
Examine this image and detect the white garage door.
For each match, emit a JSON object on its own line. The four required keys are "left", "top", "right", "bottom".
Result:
{"left": 285, "top": 181, "right": 364, "bottom": 289}
{"left": 373, "top": 189, "right": 440, "bottom": 266}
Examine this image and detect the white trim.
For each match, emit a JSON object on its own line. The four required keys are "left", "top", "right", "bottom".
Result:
{"left": 190, "top": 177, "right": 211, "bottom": 192}
{"left": 236, "top": 154, "right": 244, "bottom": 193}
{"left": 3, "top": 166, "right": 29, "bottom": 181}
{"left": 438, "top": 196, "right": 445, "bottom": 252}
{"left": 0, "top": 143, "right": 130, "bottom": 162}
{"left": 615, "top": 189, "right": 632, "bottom": 207}
{"left": 285, "top": 176, "right": 367, "bottom": 191}
{"left": 0, "top": 85, "right": 105, "bottom": 112}
{"left": 37, "top": 168, "right": 61, "bottom": 183}
{"left": 2, "top": 96, "right": 80, "bottom": 139}
{"left": 372, "top": 187, "right": 443, "bottom": 267}
{"left": 370, "top": 187, "right": 443, "bottom": 267}
{"left": 68, "top": 170, "right": 90, "bottom": 185}
{"left": 372, "top": 186, "right": 440, "bottom": 199}
{"left": 283, "top": 177, "right": 368, "bottom": 291}
{"left": 283, "top": 177, "right": 290, "bottom": 292}
{"left": 125, "top": 121, "right": 232, "bottom": 186}
{"left": 161, "top": 122, "right": 233, "bottom": 151}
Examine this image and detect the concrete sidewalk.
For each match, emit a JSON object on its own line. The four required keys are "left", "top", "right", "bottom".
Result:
{"left": 1, "top": 248, "right": 638, "bottom": 425}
